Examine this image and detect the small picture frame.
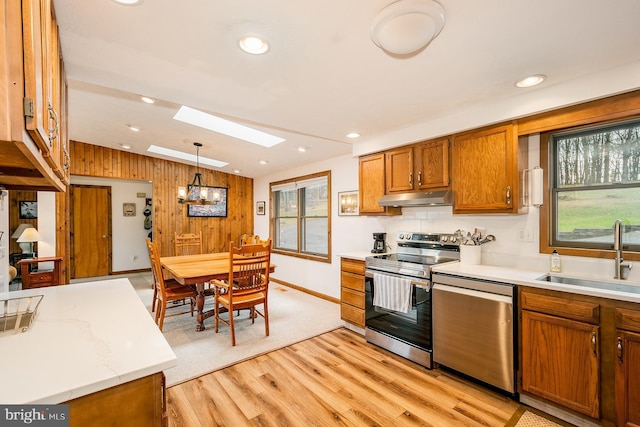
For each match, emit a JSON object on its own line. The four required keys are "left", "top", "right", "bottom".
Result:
{"left": 338, "top": 191, "right": 359, "bottom": 216}
{"left": 123, "top": 202, "right": 136, "bottom": 217}
{"left": 19, "top": 201, "right": 38, "bottom": 219}
{"left": 256, "top": 201, "right": 266, "bottom": 215}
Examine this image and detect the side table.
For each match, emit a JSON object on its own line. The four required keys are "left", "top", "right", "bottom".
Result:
{"left": 17, "top": 257, "right": 63, "bottom": 289}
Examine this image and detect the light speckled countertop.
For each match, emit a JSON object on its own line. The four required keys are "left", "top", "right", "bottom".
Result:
{"left": 0, "top": 278, "right": 176, "bottom": 404}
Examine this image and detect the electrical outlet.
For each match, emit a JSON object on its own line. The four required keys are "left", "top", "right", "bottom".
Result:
{"left": 518, "top": 228, "right": 533, "bottom": 242}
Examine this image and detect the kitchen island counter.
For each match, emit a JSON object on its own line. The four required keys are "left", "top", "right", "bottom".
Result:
{"left": 0, "top": 278, "right": 176, "bottom": 404}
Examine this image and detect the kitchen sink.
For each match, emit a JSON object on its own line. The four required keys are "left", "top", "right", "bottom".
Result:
{"left": 536, "top": 274, "right": 640, "bottom": 295}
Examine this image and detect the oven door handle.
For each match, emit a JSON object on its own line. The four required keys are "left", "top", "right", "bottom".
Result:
{"left": 365, "top": 270, "right": 431, "bottom": 289}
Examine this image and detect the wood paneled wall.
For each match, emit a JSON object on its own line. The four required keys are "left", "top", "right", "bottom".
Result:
{"left": 62, "top": 140, "right": 254, "bottom": 280}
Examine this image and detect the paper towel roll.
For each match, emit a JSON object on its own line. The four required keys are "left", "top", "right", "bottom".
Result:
{"left": 530, "top": 167, "right": 543, "bottom": 206}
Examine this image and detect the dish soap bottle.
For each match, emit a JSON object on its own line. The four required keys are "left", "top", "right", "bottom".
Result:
{"left": 551, "top": 249, "right": 561, "bottom": 272}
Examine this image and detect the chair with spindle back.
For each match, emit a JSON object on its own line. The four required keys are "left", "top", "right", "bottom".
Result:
{"left": 174, "top": 232, "right": 203, "bottom": 256}
{"left": 239, "top": 234, "right": 260, "bottom": 247}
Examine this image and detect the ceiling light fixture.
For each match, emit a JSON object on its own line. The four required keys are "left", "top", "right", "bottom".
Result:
{"left": 173, "top": 105, "right": 285, "bottom": 148}
{"left": 259, "top": 160, "right": 268, "bottom": 165}
{"left": 346, "top": 132, "right": 360, "bottom": 139}
{"left": 120, "top": 143, "right": 131, "bottom": 150}
{"left": 370, "top": 0, "right": 445, "bottom": 55}
{"left": 177, "top": 142, "right": 221, "bottom": 205}
{"left": 298, "top": 146, "right": 307, "bottom": 152}
{"left": 233, "top": 169, "right": 241, "bottom": 174}
{"left": 127, "top": 124, "right": 140, "bottom": 132}
{"left": 238, "top": 36, "right": 269, "bottom": 55}
{"left": 515, "top": 74, "right": 547, "bottom": 88}
{"left": 140, "top": 96, "right": 155, "bottom": 104}
{"left": 111, "top": 0, "right": 144, "bottom": 5}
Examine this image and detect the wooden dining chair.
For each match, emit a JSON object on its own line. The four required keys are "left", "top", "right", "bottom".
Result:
{"left": 146, "top": 238, "right": 197, "bottom": 331}
{"left": 211, "top": 239, "right": 272, "bottom": 346}
{"left": 174, "top": 231, "right": 203, "bottom": 256}
{"left": 239, "top": 234, "right": 260, "bottom": 246}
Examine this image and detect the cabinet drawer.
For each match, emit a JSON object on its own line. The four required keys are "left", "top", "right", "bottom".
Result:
{"left": 521, "top": 291, "right": 599, "bottom": 324}
{"left": 341, "top": 288, "right": 364, "bottom": 309}
{"left": 616, "top": 308, "right": 640, "bottom": 333}
{"left": 341, "top": 271, "right": 365, "bottom": 292}
{"left": 341, "top": 303, "right": 365, "bottom": 327}
{"left": 341, "top": 258, "right": 365, "bottom": 275}
{"left": 29, "top": 270, "right": 54, "bottom": 285}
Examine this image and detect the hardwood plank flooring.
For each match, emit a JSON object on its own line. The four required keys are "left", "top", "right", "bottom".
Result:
{"left": 166, "top": 328, "right": 521, "bottom": 426}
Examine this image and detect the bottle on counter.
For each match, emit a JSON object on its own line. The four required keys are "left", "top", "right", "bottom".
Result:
{"left": 551, "top": 249, "right": 561, "bottom": 272}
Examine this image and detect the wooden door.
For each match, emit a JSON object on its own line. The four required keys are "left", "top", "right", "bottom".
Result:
{"left": 385, "top": 146, "right": 414, "bottom": 193}
{"left": 521, "top": 310, "right": 600, "bottom": 418}
{"left": 414, "top": 138, "right": 449, "bottom": 191}
{"left": 616, "top": 330, "right": 640, "bottom": 427}
{"left": 71, "top": 185, "right": 111, "bottom": 278}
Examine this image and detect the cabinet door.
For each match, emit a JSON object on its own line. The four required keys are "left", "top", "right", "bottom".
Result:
{"left": 522, "top": 310, "right": 600, "bottom": 418}
{"left": 616, "top": 330, "right": 640, "bottom": 427}
{"left": 414, "top": 139, "right": 449, "bottom": 190}
{"left": 451, "top": 124, "right": 519, "bottom": 213}
{"left": 359, "top": 153, "right": 401, "bottom": 216}
{"left": 385, "top": 146, "right": 413, "bottom": 193}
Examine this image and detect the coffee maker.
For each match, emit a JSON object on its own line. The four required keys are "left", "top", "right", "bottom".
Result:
{"left": 372, "top": 232, "right": 386, "bottom": 253}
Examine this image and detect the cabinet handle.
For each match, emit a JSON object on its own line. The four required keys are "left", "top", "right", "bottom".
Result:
{"left": 506, "top": 186, "right": 511, "bottom": 205}
{"left": 409, "top": 172, "right": 413, "bottom": 187}
{"left": 591, "top": 331, "right": 597, "bottom": 355}
{"left": 418, "top": 171, "right": 422, "bottom": 187}
{"left": 48, "top": 101, "right": 59, "bottom": 144}
{"left": 617, "top": 336, "right": 623, "bottom": 363}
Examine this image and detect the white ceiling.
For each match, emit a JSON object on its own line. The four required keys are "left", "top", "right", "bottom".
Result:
{"left": 53, "top": 0, "right": 640, "bottom": 178}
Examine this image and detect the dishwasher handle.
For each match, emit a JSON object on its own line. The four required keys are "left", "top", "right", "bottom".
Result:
{"left": 433, "top": 283, "right": 513, "bottom": 304}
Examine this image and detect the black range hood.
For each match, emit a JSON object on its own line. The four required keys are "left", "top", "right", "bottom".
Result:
{"left": 378, "top": 190, "right": 453, "bottom": 207}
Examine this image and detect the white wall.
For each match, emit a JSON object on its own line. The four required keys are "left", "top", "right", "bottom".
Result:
{"left": 71, "top": 176, "right": 153, "bottom": 272}
{"left": 255, "top": 136, "right": 640, "bottom": 300}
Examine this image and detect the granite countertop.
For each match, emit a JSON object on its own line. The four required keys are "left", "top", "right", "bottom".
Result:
{"left": 432, "top": 262, "right": 640, "bottom": 304}
{"left": 0, "top": 278, "right": 177, "bottom": 404}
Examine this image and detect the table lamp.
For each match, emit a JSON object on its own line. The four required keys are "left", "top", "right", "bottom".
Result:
{"left": 11, "top": 224, "right": 35, "bottom": 253}
{"left": 16, "top": 227, "right": 43, "bottom": 256}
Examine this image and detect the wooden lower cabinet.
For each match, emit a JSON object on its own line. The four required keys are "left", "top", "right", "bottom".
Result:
{"left": 615, "top": 308, "right": 640, "bottom": 427}
{"left": 65, "top": 372, "right": 166, "bottom": 427}
{"left": 340, "top": 258, "right": 366, "bottom": 328}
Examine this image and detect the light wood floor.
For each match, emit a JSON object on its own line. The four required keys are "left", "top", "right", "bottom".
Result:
{"left": 166, "top": 328, "right": 521, "bottom": 426}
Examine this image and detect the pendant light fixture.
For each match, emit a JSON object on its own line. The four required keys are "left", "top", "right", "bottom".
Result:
{"left": 178, "top": 142, "right": 221, "bottom": 204}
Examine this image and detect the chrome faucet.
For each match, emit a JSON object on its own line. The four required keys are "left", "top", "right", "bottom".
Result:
{"left": 614, "top": 219, "right": 632, "bottom": 280}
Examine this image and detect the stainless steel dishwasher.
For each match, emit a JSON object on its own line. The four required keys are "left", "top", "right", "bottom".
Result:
{"left": 432, "top": 272, "right": 516, "bottom": 394}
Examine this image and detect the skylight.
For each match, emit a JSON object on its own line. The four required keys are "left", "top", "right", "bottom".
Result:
{"left": 173, "top": 106, "right": 285, "bottom": 148}
{"left": 147, "top": 145, "right": 228, "bottom": 168}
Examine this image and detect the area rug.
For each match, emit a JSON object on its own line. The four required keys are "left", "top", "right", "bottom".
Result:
{"left": 128, "top": 273, "right": 344, "bottom": 387}
{"left": 506, "top": 406, "right": 573, "bottom": 427}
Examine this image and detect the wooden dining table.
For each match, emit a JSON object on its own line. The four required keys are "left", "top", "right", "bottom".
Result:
{"left": 160, "top": 252, "right": 275, "bottom": 331}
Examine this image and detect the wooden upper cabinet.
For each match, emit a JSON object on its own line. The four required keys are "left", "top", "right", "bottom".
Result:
{"left": 451, "top": 123, "right": 525, "bottom": 214}
{"left": 385, "top": 139, "right": 449, "bottom": 194}
{"left": 359, "top": 153, "right": 401, "bottom": 216}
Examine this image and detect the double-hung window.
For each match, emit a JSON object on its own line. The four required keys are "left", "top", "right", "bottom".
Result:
{"left": 270, "top": 171, "right": 331, "bottom": 261}
{"left": 548, "top": 119, "right": 640, "bottom": 252}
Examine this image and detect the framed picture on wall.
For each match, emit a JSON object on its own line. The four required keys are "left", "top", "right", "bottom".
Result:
{"left": 338, "top": 191, "right": 359, "bottom": 216}
{"left": 19, "top": 201, "right": 38, "bottom": 219}
{"left": 256, "top": 201, "right": 265, "bottom": 215}
{"left": 187, "top": 187, "right": 228, "bottom": 217}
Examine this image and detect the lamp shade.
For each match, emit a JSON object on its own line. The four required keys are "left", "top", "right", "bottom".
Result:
{"left": 11, "top": 223, "right": 35, "bottom": 239}
{"left": 17, "top": 227, "right": 43, "bottom": 243}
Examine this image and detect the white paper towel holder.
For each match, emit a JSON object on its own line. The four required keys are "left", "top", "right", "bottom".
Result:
{"left": 522, "top": 166, "right": 544, "bottom": 207}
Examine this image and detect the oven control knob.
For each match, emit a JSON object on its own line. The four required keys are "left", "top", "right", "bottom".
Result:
{"left": 451, "top": 236, "right": 457, "bottom": 243}
{"left": 441, "top": 236, "right": 448, "bottom": 242}
{"left": 398, "top": 233, "right": 404, "bottom": 239}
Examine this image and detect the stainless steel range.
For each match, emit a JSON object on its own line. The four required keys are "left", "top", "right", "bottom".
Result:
{"left": 364, "top": 232, "right": 460, "bottom": 368}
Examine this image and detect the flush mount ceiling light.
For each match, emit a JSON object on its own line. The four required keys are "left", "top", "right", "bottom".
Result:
{"left": 371, "top": 0, "right": 445, "bottom": 55}
{"left": 140, "top": 96, "right": 155, "bottom": 104}
{"left": 111, "top": 0, "right": 144, "bottom": 5}
{"left": 239, "top": 35, "right": 269, "bottom": 55}
{"left": 515, "top": 74, "right": 547, "bottom": 88}
{"left": 346, "top": 132, "right": 360, "bottom": 139}
{"left": 127, "top": 124, "right": 140, "bottom": 132}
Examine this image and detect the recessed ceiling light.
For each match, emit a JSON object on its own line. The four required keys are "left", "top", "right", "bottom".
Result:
{"left": 298, "top": 146, "right": 307, "bottom": 152}
{"left": 515, "top": 74, "right": 546, "bottom": 88}
{"left": 233, "top": 169, "right": 241, "bottom": 174}
{"left": 238, "top": 36, "right": 269, "bottom": 55}
{"left": 140, "top": 96, "right": 155, "bottom": 104}
{"left": 173, "top": 105, "right": 285, "bottom": 147}
{"left": 127, "top": 124, "right": 140, "bottom": 132}
{"left": 259, "top": 160, "right": 268, "bottom": 165}
{"left": 147, "top": 145, "right": 228, "bottom": 168}
{"left": 346, "top": 132, "right": 360, "bottom": 139}
{"left": 111, "top": 0, "right": 143, "bottom": 5}
{"left": 120, "top": 144, "right": 131, "bottom": 150}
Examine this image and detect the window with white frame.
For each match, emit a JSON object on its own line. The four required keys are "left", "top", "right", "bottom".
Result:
{"left": 270, "top": 171, "right": 330, "bottom": 261}
{"left": 550, "top": 119, "right": 640, "bottom": 251}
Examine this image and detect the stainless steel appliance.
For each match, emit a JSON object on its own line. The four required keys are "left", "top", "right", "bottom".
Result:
{"left": 371, "top": 232, "right": 386, "bottom": 253}
{"left": 365, "top": 232, "right": 460, "bottom": 368}
{"left": 432, "top": 272, "right": 516, "bottom": 394}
